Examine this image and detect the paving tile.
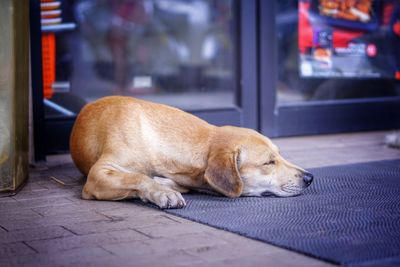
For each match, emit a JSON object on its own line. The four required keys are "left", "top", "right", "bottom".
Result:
{"left": 0, "top": 242, "right": 36, "bottom": 258}
{"left": 0, "top": 208, "right": 43, "bottom": 221}
{"left": 27, "top": 229, "right": 148, "bottom": 254}
{"left": 27, "top": 196, "right": 168, "bottom": 220}
{"left": 184, "top": 241, "right": 277, "bottom": 261}
{"left": 0, "top": 196, "right": 17, "bottom": 203}
{"left": 63, "top": 214, "right": 178, "bottom": 235}
{"left": 30, "top": 199, "right": 150, "bottom": 217}
{"left": 19, "top": 197, "right": 75, "bottom": 209}
{"left": 101, "top": 239, "right": 167, "bottom": 258}
{"left": 273, "top": 131, "right": 385, "bottom": 151}
{"left": 188, "top": 253, "right": 336, "bottom": 267}
{"left": 28, "top": 172, "right": 80, "bottom": 184}
{"left": 20, "top": 182, "right": 49, "bottom": 192}
{"left": 95, "top": 203, "right": 164, "bottom": 218}
{"left": 205, "top": 229, "right": 287, "bottom": 253}
{"left": 269, "top": 252, "right": 337, "bottom": 267}
{"left": 31, "top": 203, "right": 99, "bottom": 217}
{"left": 273, "top": 131, "right": 400, "bottom": 169}
{"left": 62, "top": 219, "right": 134, "bottom": 236}
{"left": 203, "top": 230, "right": 334, "bottom": 264}
{"left": 184, "top": 238, "right": 321, "bottom": 264}
{"left": 0, "top": 225, "right": 74, "bottom": 244}
{"left": 134, "top": 220, "right": 214, "bottom": 238}
{"left": 11, "top": 187, "right": 81, "bottom": 201}
{"left": 0, "top": 199, "right": 24, "bottom": 211}
{"left": 181, "top": 232, "right": 337, "bottom": 267}
{"left": 0, "top": 246, "right": 119, "bottom": 267}
{"left": 30, "top": 180, "right": 81, "bottom": 191}
{"left": 119, "top": 250, "right": 205, "bottom": 267}
{"left": 0, "top": 197, "right": 74, "bottom": 211}
{"left": 161, "top": 214, "right": 194, "bottom": 223}
{"left": 66, "top": 196, "right": 129, "bottom": 206}
{"left": 102, "top": 232, "right": 229, "bottom": 258}
{"left": 0, "top": 210, "right": 110, "bottom": 231}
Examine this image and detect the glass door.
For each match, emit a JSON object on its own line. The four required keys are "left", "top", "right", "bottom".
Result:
{"left": 261, "top": 0, "right": 400, "bottom": 137}
{"left": 31, "top": 0, "right": 258, "bottom": 158}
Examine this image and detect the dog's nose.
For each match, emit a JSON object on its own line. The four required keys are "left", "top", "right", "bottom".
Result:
{"left": 302, "top": 172, "right": 314, "bottom": 186}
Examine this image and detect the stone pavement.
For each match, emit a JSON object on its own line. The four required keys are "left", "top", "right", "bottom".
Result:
{"left": 1, "top": 131, "right": 397, "bottom": 267}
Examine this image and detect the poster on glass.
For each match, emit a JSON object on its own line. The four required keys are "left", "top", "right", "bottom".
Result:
{"left": 299, "top": 0, "right": 400, "bottom": 79}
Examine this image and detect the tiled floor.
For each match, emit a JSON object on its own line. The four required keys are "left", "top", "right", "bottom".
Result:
{"left": 0, "top": 131, "right": 399, "bottom": 267}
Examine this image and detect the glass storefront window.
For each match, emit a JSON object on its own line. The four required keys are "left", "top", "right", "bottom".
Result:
{"left": 276, "top": 0, "right": 400, "bottom": 105}
{"left": 43, "top": 0, "right": 236, "bottom": 118}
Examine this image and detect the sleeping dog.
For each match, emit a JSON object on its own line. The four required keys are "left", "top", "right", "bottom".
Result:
{"left": 70, "top": 96, "right": 313, "bottom": 208}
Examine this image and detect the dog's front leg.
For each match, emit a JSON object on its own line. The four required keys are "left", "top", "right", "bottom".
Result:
{"left": 153, "top": 177, "right": 190, "bottom": 193}
{"left": 82, "top": 160, "right": 186, "bottom": 209}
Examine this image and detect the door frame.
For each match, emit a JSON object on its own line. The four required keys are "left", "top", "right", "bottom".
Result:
{"left": 30, "top": 0, "right": 46, "bottom": 161}
{"left": 259, "top": 1, "right": 400, "bottom": 137}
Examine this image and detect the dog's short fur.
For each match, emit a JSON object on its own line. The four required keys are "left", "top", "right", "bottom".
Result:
{"left": 70, "top": 96, "right": 313, "bottom": 208}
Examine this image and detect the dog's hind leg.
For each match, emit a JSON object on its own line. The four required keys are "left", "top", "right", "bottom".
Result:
{"left": 82, "top": 159, "right": 186, "bottom": 209}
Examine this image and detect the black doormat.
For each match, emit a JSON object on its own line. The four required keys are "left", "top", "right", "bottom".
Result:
{"left": 159, "top": 160, "right": 400, "bottom": 267}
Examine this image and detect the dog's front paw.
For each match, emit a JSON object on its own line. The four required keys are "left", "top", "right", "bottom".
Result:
{"left": 144, "top": 189, "right": 187, "bottom": 209}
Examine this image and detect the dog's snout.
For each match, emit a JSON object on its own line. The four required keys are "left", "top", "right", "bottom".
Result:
{"left": 302, "top": 172, "right": 314, "bottom": 186}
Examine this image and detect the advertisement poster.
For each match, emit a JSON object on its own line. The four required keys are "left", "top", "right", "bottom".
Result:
{"left": 299, "top": 0, "right": 400, "bottom": 79}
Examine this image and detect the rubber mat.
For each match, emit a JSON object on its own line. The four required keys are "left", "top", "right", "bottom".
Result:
{"left": 159, "top": 160, "right": 400, "bottom": 267}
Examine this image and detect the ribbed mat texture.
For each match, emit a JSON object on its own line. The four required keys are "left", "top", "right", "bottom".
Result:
{"left": 158, "top": 160, "right": 400, "bottom": 267}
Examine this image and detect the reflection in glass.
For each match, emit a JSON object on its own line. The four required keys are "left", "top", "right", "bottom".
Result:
{"left": 276, "top": 0, "right": 400, "bottom": 105}
{"left": 44, "top": 0, "right": 236, "bottom": 118}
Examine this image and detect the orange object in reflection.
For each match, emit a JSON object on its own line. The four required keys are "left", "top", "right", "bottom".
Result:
{"left": 41, "top": 33, "right": 55, "bottom": 99}
{"left": 319, "top": 0, "right": 372, "bottom": 22}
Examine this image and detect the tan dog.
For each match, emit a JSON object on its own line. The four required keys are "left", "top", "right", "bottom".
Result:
{"left": 70, "top": 96, "right": 313, "bottom": 209}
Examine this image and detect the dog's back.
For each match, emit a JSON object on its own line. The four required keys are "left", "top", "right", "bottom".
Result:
{"left": 70, "top": 96, "right": 212, "bottom": 177}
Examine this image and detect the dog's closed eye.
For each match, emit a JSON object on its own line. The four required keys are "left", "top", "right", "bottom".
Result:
{"left": 263, "top": 160, "right": 275, "bottom": 166}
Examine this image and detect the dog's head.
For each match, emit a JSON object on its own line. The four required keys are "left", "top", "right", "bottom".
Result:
{"left": 204, "top": 126, "right": 313, "bottom": 198}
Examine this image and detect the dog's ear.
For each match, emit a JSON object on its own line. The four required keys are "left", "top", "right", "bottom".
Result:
{"left": 204, "top": 146, "right": 243, "bottom": 198}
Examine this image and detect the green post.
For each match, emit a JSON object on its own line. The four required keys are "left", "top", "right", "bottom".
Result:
{"left": 0, "top": 0, "right": 29, "bottom": 192}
